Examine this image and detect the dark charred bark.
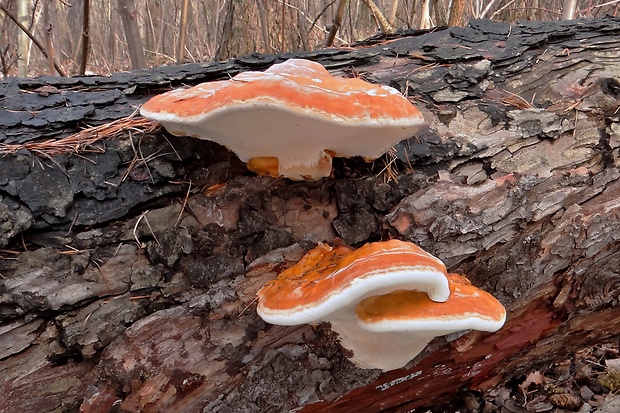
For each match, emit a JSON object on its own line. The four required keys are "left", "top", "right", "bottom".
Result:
{"left": 1, "top": 18, "right": 620, "bottom": 413}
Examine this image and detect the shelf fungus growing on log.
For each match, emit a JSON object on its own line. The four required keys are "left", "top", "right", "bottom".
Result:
{"left": 354, "top": 273, "right": 507, "bottom": 370}
{"left": 256, "top": 240, "right": 506, "bottom": 371}
{"left": 140, "top": 59, "right": 424, "bottom": 180}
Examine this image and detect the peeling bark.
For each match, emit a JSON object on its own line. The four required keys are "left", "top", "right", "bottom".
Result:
{"left": 1, "top": 17, "right": 620, "bottom": 413}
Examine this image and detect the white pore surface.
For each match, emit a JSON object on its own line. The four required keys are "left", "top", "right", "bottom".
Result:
{"left": 148, "top": 103, "right": 422, "bottom": 172}
{"left": 329, "top": 317, "right": 439, "bottom": 371}
{"left": 256, "top": 267, "right": 451, "bottom": 326}
{"left": 331, "top": 310, "right": 505, "bottom": 371}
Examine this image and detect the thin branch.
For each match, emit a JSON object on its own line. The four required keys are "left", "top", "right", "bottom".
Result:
{"left": 0, "top": 1, "right": 66, "bottom": 76}
{"left": 307, "top": 0, "right": 336, "bottom": 36}
{"left": 361, "top": 0, "right": 394, "bottom": 34}
{"left": 326, "top": 0, "right": 348, "bottom": 46}
{"left": 79, "top": 0, "right": 90, "bottom": 75}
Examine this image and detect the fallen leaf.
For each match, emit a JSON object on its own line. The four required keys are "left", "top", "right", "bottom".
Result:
{"left": 519, "top": 370, "right": 545, "bottom": 393}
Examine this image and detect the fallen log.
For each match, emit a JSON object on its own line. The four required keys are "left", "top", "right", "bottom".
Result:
{"left": 1, "top": 17, "right": 620, "bottom": 412}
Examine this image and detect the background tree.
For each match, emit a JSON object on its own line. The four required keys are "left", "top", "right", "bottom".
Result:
{"left": 116, "top": 0, "right": 146, "bottom": 69}
{"left": 175, "top": 0, "right": 190, "bottom": 63}
{"left": 448, "top": 0, "right": 467, "bottom": 26}
{"left": 79, "top": 0, "right": 90, "bottom": 75}
{"left": 42, "top": 0, "right": 57, "bottom": 75}
{"left": 16, "top": 0, "right": 28, "bottom": 76}
{"left": 326, "top": 0, "right": 348, "bottom": 46}
{"left": 1, "top": 1, "right": 619, "bottom": 79}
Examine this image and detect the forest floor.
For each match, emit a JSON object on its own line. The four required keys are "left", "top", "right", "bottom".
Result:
{"left": 440, "top": 341, "right": 620, "bottom": 413}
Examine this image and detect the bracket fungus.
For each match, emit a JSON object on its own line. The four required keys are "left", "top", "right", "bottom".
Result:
{"left": 256, "top": 240, "right": 506, "bottom": 371}
{"left": 140, "top": 59, "right": 424, "bottom": 180}
{"left": 353, "top": 273, "right": 506, "bottom": 370}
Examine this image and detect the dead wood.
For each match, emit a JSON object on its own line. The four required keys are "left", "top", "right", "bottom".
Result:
{"left": 1, "top": 17, "right": 620, "bottom": 413}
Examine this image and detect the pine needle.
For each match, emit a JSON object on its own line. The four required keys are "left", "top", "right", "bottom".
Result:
{"left": 0, "top": 112, "right": 160, "bottom": 157}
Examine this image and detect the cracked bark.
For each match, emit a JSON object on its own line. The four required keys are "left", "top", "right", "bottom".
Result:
{"left": 1, "top": 17, "right": 620, "bottom": 413}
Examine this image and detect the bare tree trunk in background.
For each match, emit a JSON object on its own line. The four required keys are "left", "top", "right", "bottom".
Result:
{"left": 528, "top": 0, "right": 538, "bottom": 19}
{"left": 387, "top": 0, "right": 399, "bottom": 26}
{"left": 419, "top": 0, "right": 432, "bottom": 28}
{"left": 17, "top": 0, "right": 28, "bottom": 76}
{"left": 361, "top": 0, "right": 394, "bottom": 33}
{"left": 0, "top": 1, "right": 66, "bottom": 76}
{"left": 144, "top": 2, "right": 158, "bottom": 62}
{"left": 296, "top": 0, "right": 309, "bottom": 50}
{"left": 280, "top": 1, "right": 285, "bottom": 51}
{"left": 432, "top": 0, "right": 448, "bottom": 26}
{"left": 326, "top": 0, "right": 348, "bottom": 46}
{"left": 176, "top": 0, "right": 190, "bottom": 63}
{"left": 160, "top": 1, "right": 175, "bottom": 60}
{"left": 42, "top": 0, "right": 57, "bottom": 75}
{"left": 68, "top": 1, "right": 83, "bottom": 66}
{"left": 448, "top": 0, "right": 466, "bottom": 26}
{"left": 117, "top": 0, "right": 146, "bottom": 69}
{"left": 107, "top": 1, "right": 116, "bottom": 71}
{"left": 214, "top": 0, "right": 234, "bottom": 61}
{"left": 562, "top": 0, "right": 578, "bottom": 19}
{"left": 79, "top": 0, "right": 90, "bottom": 75}
{"left": 256, "top": 0, "right": 271, "bottom": 53}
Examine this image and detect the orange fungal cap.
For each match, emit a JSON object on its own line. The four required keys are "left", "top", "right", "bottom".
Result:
{"left": 339, "top": 273, "right": 506, "bottom": 371}
{"left": 356, "top": 273, "right": 506, "bottom": 331}
{"left": 255, "top": 240, "right": 506, "bottom": 371}
{"left": 140, "top": 59, "right": 424, "bottom": 180}
{"left": 256, "top": 239, "right": 450, "bottom": 326}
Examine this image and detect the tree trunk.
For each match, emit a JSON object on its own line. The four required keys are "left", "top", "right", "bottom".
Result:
{"left": 79, "top": 0, "right": 90, "bottom": 75}
{"left": 448, "top": 0, "right": 466, "bottom": 26}
{"left": 361, "top": 0, "right": 394, "bottom": 33}
{"left": 16, "top": 0, "right": 28, "bottom": 76}
{"left": 176, "top": 0, "right": 190, "bottom": 63}
{"left": 214, "top": 0, "right": 235, "bottom": 61}
{"left": 562, "top": 0, "right": 578, "bottom": 20}
{"left": 42, "top": 0, "right": 57, "bottom": 76}
{"left": 1, "top": 17, "right": 620, "bottom": 413}
{"left": 386, "top": 0, "right": 399, "bottom": 26}
{"left": 326, "top": 0, "right": 348, "bottom": 46}
{"left": 419, "top": 0, "right": 431, "bottom": 29}
{"left": 116, "top": 0, "right": 146, "bottom": 69}
{"left": 256, "top": 0, "right": 272, "bottom": 53}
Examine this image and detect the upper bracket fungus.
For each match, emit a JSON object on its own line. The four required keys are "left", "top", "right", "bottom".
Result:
{"left": 140, "top": 59, "right": 424, "bottom": 180}
{"left": 256, "top": 240, "right": 506, "bottom": 371}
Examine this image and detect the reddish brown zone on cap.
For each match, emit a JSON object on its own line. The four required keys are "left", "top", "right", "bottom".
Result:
{"left": 356, "top": 273, "right": 506, "bottom": 323}
{"left": 140, "top": 60, "right": 422, "bottom": 121}
{"left": 257, "top": 240, "right": 447, "bottom": 312}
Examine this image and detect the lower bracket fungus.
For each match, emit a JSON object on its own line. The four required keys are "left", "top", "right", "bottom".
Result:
{"left": 140, "top": 59, "right": 424, "bottom": 180}
{"left": 256, "top": 240, "right": 506, "bottom": 371}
